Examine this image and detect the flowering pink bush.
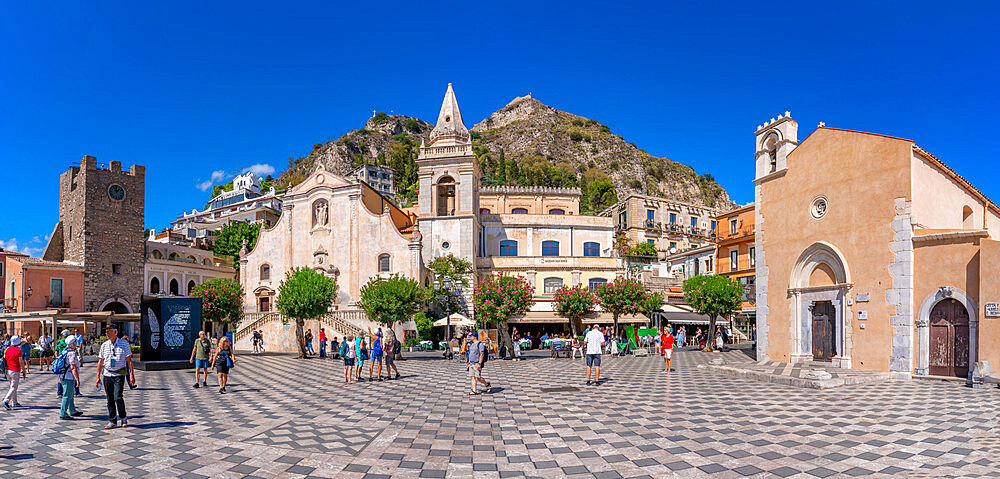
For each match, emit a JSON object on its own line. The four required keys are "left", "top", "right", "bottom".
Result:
{"left": 594, "top": 277, "right": 645, "bottom": 334}
{"left": 552, "top": 286, "right": 595, "bottom": 336}
{"left": 189, "top": 278, "right": 244, "bottom": 325}
{"left": 473, "top": 273, "right": 535, "bottom": 325}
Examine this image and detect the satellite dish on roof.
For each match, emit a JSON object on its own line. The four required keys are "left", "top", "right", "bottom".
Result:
{"left": 669, "top": 247, "right": 677, "bottom": 254}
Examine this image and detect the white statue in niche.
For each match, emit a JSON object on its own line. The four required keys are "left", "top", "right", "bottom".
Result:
{"left": 314, "top": 201, "right": 329, "bottom": 226}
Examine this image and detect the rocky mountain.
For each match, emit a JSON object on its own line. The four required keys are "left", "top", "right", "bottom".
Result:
{"left": 275, "top": 96, "right": 733, "bottom": 211}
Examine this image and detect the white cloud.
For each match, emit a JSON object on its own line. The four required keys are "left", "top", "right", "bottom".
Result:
{"left": 241, "top": 163, "right": 275, "bottom": 177}
{"left": 195, "top": 165, "right": 273, "bottom": 192}
{"left": 0, "top": 238, "right": 44, "bottom": 258}
{"left": 196, "top": 169, "right": 231, "bottom": 191}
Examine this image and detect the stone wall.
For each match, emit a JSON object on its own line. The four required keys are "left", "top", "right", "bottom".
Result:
{"left": 887, "top": 197, "right": 915, "bottom": 378}
{"left": 55, "top": 156, "right": 145, "bottom": 313}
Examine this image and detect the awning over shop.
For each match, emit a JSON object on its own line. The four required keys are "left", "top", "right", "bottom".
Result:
{"left": 0, "top": 310, "right": 140, "bottom": 337}
{"left": 648, "top": 309, "right": 729, "bottom": 326}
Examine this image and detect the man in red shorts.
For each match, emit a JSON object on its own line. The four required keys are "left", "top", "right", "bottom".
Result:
{"left": 660, "top": 326, "right": 675, "bottom": 373}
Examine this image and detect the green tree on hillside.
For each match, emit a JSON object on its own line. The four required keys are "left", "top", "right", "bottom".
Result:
{"left": 586, "top": 180, "right": 618, "bottom": 213}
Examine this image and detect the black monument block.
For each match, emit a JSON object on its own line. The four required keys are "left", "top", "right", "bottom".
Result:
{"left": 137, "top": 296, "right": 202, "bottom": 370}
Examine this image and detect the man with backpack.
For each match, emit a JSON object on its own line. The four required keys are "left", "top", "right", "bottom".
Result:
{"left": 54, "top": 329, "right": 71, "bottom": 397}
{"left": 467, "top": 334, "right": 490, "bottom": 396}
{"left": 55, "top": 336, "right": 82, "bottom": 419}
{"left": 189, "top": 331, "right": 212, "bottom": 388}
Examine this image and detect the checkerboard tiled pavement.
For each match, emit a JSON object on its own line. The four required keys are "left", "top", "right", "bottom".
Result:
{"left": 1, "top": 348, "right": 999, "bottom": 478}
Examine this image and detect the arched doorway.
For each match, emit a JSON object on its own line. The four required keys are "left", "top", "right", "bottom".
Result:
{"left": 101, "top": 301, "right": 130, "bottom": 333}
{"left": 928, "top": 298, "right": 970, "bottom": 378}
{"left": 169, "top": 279, "right": 179, "bottom": 295}
{"left": 788, "top": 242, "right": 852, "bottom": 366}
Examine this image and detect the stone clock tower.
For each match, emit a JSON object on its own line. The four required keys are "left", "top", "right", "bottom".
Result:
{"left": 42, "top": 155, "right": 145, "bottom": 314}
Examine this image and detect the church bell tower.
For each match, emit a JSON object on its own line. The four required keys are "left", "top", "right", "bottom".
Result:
{"left": 415, "top": 83, "right": 482, "bottom": 274}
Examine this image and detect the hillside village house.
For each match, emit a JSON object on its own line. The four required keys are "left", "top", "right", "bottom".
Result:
{"left": 172, "top": 171, "right": 282, "bottom": 243}
{"left": 601, "top": 194, "right": 723, "bottom": 259}
{"left": 754, "top": 112, "right": 1000, "bottom": 380}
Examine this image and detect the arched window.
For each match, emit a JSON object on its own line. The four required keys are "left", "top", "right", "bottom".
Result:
{"left": 499, "top": 240, "right": 518, "bottom": 257}
{"left": 187, "top": 255, "right": 197, "bottom": 263}
{"left": 588, "top": 278, "right": 608, "bottom": 290}
{"left": 187, "top": 280, "right": 196, "bottom": 295}
{"left": 260, "top": 264, "right": 271, "bottom": 281}
{"left": 963, "top": 206, "right": 974, "bottom": 229}
{"left": 437, "top": 176, "right": 456, "bottom": 216}
{"left": 149, "top": 277, "right": 160, "bottom": 294}
{"left": 511, "top": 208, "right": 528, "bottom": 214}
{"left": 168, "top": 252, "right": 179, "bottom": 261}
{"left": 150, "top": 250, "right": 163, "bottom": 259}
{"left": 541, "top": 240, "right": 559, "bottom": 257}
{"left": 169, "top": 279, "right": 179, "bottom": 295}
{"left": 548, "top": 208, "right": 565, "bottom": 215}
{"left": 543, "top": 277, "right": 564, "bottom": 294}
{"left": 479, "top": 208, "right": 491, "bottom": 214}
{"left": 378, "top": 254, "right": 391, "bottom": 272}
{"left": 764, "top": 132, "right": 779, "bottom": 172}
{"left": 583, "top": 242, "right": 600, "bottom": 257}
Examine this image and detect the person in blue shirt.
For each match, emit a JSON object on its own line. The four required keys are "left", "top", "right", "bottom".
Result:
{"left": 368, "top": 327, "right": 384, "bottom": 381}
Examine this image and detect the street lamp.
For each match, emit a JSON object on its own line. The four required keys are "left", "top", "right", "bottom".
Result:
{"left": 434, "top": 275, "right": 461, "bottom": 359}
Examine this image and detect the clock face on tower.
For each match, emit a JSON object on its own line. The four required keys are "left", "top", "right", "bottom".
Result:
{"left": 108, "top": 184, "right": 125, "bottom": 201}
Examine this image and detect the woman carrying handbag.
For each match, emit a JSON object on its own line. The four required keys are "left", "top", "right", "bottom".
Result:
{"left": 210, "top": 337, "right": 237, "bottom": 394}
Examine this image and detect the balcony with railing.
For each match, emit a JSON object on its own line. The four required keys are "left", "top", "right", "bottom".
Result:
{"left": 717, "top": 225, "right": 756, "bottom": 244}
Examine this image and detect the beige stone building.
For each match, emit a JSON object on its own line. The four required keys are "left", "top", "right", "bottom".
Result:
{"left": 601, "top": 194, "right": 723, "bottom": 259}
{"left": 754, "top": 112, "right": 1000, "bottom": 380}
{"left": 478, "top": 186, "right": 624, "bottom": 327}
{"left": 144, "top": 231, "right": 235, "bottom": 297}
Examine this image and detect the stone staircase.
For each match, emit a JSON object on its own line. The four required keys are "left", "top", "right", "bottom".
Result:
{"left": 236, "top": 310, "right": 367, "bottom": 345}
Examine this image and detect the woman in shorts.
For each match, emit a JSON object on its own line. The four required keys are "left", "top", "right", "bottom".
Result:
{"left": 210, "top": 337, "right": 237, "bottom": 394}
{"left": 341, "top": 335, "right": 356, "bottom": 383}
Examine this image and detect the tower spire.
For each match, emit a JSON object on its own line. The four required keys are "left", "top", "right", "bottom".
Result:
{"left": 428, "top": 83, "right": 470, "bottom": 147}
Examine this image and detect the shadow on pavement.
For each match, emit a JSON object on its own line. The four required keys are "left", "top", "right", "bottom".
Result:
{"left": 131, "top": 421, "right": 195, "bottom": 430}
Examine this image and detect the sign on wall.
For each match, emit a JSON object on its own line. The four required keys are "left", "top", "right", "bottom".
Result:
{"left": 857, "top": 310, "right": 868, "bottom": 320}
{"left": 986, "top": 302, "right": 1000, "bottom": 318}
{"left": 856, "top": 293, "right": 870, "bottom": 303}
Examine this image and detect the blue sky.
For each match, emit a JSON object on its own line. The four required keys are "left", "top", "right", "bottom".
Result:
{"left": 2, "top": 1, "right": 997, "bottom": 256}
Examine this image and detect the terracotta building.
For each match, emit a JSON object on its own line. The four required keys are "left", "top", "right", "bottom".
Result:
{"left": 716, "top": 204, "right": 756, "bottom": 337}
{"left": 754, "top": 112, "right": 1000, "bottom": 380}
{"left": 1, "top": 255, "right": 84, "bottom": 336}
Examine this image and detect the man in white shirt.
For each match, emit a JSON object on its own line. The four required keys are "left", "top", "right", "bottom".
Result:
{"left": 583, "top": 325, "right": 607, "bottom": 386}
{"left": 95, "top": 326, "right": 135, "bottom": 429}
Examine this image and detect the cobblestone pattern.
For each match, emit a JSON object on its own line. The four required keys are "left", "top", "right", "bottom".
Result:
{"left": 1, "top": 348, "right": 998, "bottom": 478}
